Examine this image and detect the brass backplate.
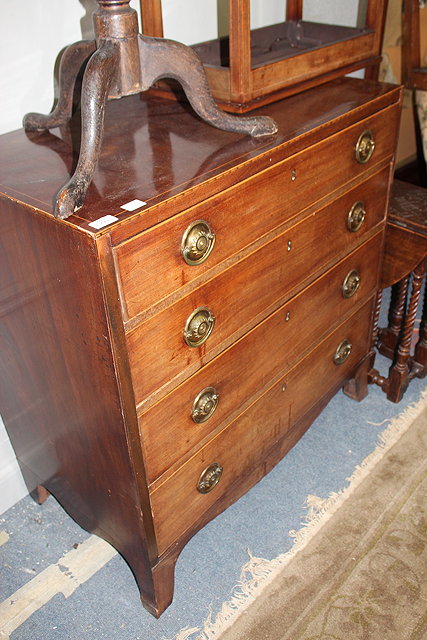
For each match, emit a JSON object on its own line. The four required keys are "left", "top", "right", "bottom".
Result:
{"left": 192, "top": 386, "right": 219, "bottom": 423}
{"left": 355, "top": 130, "right": 375, "bottom": 164}
{"left": 183, "top": 306, "right": 215, "bottom": 347}
{"left": 181, "top": 219, "right": 216, "bottom": 266}
{"left": 197, "top": 462, "right": 223, "bottom": 493}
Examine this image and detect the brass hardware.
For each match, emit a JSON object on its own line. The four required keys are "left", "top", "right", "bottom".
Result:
{"left": 342, "top": 269, "right": 361, "bottom": 298}
{"left": 285, "top": 311, "right": 291, "bottom": 321}
{"left": 291, "top": 169, "right": 297, "bottom": 181}
{"left": 347, "top": 201, "right": 366, "bottom": 232}
{"left": 282, "top": 383, "right": 287, "bottom": 392}
{"left": 287, "top": 240, "right": 292, "bottom": 251}
{"left": 197, "top": 462, "right": 223, "bottom": 493}
{"left": 181, "top": 220, "right": 216, "bottom": 266}
{"left": 184, "top": 307, "right": 215, "bottom": 347}
{"left": 355, "top": 130, "right": 375, "bottom": 164}
{"left": 192, "top": 387, "right": 219, "bottom": 423}
{"left": 334, "top": 339, "right": 352, "bottom": 365}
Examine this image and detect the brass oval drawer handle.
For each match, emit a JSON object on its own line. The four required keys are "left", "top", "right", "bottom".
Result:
{"left": 181, "top": 220, "right": 216, "bottom": 266}
{"left": 197, "top": 462, "right": 223, "bottom": 494}
{"left": 347, "top": 201, "right": 366, "bottom": 232}
{"left": 342, "top": 269, "right": 361, "bottom": 298}
{"left": 184, "top": 306, "right": 216, "bottom": 347}
{"left": 192, "top": 387, "right": 219, "bottom": 423}
{"left": 334, "top": 339, "right": 352, "bottom": 365}
{"left": 355, "top": 130, "right": 375, "bottom": 164}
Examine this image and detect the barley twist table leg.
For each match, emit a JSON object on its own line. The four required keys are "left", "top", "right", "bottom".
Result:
{"left": 386, "top": 260, "right": 425, "bottom": 402}
{"left": 378, "top": 276, "right": 409, "bottom": 359}
{"left": 412, "top": 259, "right": 427, "bottom": 376}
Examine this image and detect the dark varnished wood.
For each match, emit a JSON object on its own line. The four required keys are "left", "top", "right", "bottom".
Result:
{"left": 385, "top": 260, "right": 425, "bottom": 400}
{"left": 0, "top": 197, "right": 167, "bottom": 615}
{"left": 0, "top": 78, "right": 400, "bottom": 235}
{"left": 371, "top": 258, "right": 426, "bottom": 402}
{"left": 402, "top": 0, "right": 427, "bottom": 91}
{"left": 23, "top": 0, "right": 276, "bottom": 219}
{"left": 153, "top": 358, "right": 370, "bottom": 581}
{"left": 125, "top": 178, "right": 387, "bottom": 408}
{"left": 150, "top": 300, "right": 374, "bottom": 554}
{"left": 141, "top": 234, "right": 383, "bottom": 486}
{"left": 23, "top": 40, "right": 96, "bottom": 131}
{"left": 370, "top": 180, "right": 427, "bottom": 402}
{"left": 381, "top": 181, "right": 427, "bottom": 289}
{"left": 378, "top": 277, "right": 410, "bottom": 359}
{"left": 115, "top": 150, "right": 393, "bottom": 323}
{"left": 0, "top": 79, "right": 400, "bottom": 616}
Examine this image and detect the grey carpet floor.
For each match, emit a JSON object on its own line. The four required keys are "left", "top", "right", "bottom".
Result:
{"left": 1, "top": 354, "right": 426, "bottom": 640}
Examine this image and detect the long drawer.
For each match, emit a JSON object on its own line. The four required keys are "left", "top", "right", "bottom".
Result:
{"left": 140, "top": 232, "right": 382, "bottom": 484}
{"left": 126, "top": 173, "right": 387, "bottom": 405}
{"left": 114, "top": 106, "right": 398, "bottom": 322}
{"left": 149, "top": 299, "right": 373, "bottom": 554}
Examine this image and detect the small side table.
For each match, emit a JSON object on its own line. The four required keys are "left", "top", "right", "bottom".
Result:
{"left": 369, "top": 179, "right": 427, "bottom": 402}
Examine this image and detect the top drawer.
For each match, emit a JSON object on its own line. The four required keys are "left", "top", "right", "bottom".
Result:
{"left": 114, "top": 104, "right": 400, "bottom": 322}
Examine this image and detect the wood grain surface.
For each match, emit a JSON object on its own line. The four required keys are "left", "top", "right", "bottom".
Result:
{"left": 141, "top": 232, "right": 383, "bottom": 485}
{"left": 0, "top": 77, "right": 401, "bottom": 616}
{"left": 125, "top": 170, "right": 389, "bottom": 407}
{"left": 114, "top": 121, "right": 395, "bottom": 321}
{"left": 150, "top": 300, "right": 374, "bottom": 554}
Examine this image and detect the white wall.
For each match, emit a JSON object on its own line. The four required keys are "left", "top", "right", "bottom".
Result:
{"left": 0, "top": 0, "right": 360, "bottom": 514}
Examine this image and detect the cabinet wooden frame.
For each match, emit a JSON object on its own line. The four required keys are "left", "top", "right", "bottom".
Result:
{"left": 0, "top": 78, "right": 402, "bottom": 618}
{"left": 140, "top": 0, "right": 389, "bottom": 112}
{"left": 402, "top": 0, "right": 427, "bottom": 90}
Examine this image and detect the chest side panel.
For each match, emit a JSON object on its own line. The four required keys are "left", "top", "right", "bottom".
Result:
{"left": 0, "top": 198, "right": 155, "bottom": 583}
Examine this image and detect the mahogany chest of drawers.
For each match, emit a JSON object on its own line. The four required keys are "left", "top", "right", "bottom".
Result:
{"left": 0, "top": 77, "right": 401, "bottom": 616}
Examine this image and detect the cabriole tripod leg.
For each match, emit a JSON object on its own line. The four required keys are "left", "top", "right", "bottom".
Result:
{"left": 54, "top": 41, "right": 119, "bottom": 220}
{"left": 23, "top": 40, "right": 96, "bottom": 132}
{"left": 138, "top": 34, "right": 278, "bottom": 138}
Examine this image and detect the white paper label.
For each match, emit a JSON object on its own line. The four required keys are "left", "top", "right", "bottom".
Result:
{"left": 88, "top": 215, "right": 119, "bottom": 229}
{"left": 120, "top": 199, "right": 147, "bottom": 211}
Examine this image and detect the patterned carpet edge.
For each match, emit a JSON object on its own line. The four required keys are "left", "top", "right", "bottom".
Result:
{"left": 170, "top": 386, "right": 427, "bottom": 640}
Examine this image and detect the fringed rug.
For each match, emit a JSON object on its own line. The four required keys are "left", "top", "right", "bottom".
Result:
{"left": 187, "top": 389, "right": 427, "bottom": 640}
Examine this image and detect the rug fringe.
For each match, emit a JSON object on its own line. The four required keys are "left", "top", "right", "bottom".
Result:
{"left": 171, "top": 387, "right": 427, "bottom": 640}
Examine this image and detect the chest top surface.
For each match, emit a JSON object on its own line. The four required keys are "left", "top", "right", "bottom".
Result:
{"left": 0, "top": 77, "right": 400, "bottom": 238}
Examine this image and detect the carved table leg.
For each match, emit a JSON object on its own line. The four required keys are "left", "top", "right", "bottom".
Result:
{"left": 138, "top": 34, "right": 278, "bottom": 138}
{"left": 24, "top": 0, "right": 278, "bottom": 221}
{"left": 377, "top": 276, "right": 410, "bottom": 360}
{"left": 371, "top": 288, "right": 383, "bottom": 350}
{"left": 386, "top": 261, "right": 425, "bottom": 402}
{"left": 23, "top": 40, "right": 96, "bottom": 131}
{"left": 346, "top": 290, "right": 382, "bottom": 400}
{"left": 412, "top": 261, "right": 427, "bottom": 377}
{"left": 54, "top": 41, "right": 119, "bottom": 219}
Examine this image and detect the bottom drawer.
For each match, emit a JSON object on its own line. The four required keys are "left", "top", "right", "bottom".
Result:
{"left": 150, "top": 300, "right": 373, "bottom": 554}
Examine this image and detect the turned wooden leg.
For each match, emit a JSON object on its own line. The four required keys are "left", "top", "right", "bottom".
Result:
{"left": 367, "top": 289, "right": 389, "bottom": 392}
{"left": 348, "top": 290, "right": 382, "bottom": 399}
{"left": 386, "top": 261, "right": 425, "bottom": 402}
{"left": 23, "top": 40, "right": 96, "bottom": 131}
{"left": 378, "top": 277, "right": 410, "bottom": 360}
{"left": 371, "top": 288, "right": 383, "bottom": 350}
{"left": 412, "top": 261, "right": 427, "bottom": 377}
{"left": 138, "top": 34, "right": 278, "bottom": 138}
{"left": 54, "top": 41, "right": 119, "bottom": 219}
